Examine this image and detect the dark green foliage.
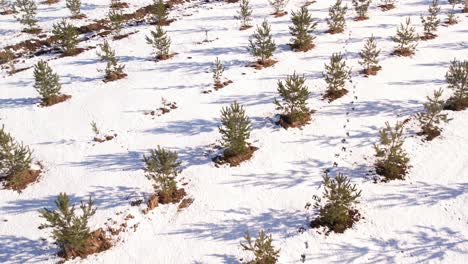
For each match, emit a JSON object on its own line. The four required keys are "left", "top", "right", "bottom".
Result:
{"left": 268, "top": 0, "right": 288, "bottom": 15}
{"left": 146, "top": 25, "right": 172, "bottom": 60}
{"left": 108, "top": 4, "right": 124, "bottom": 35}
{"left": 273, "top": 72, "right": 311, "bottom": 124}
{"left": 213, "top": 57, "right": 224, "bottom": 86}
{"left": 327, "top": 0, "right": 347, "bottom": 34}
{"left": 312, "top": 173, "right": 361, "bottom": 233}
{"left": 416, "top": 88, "right": 450, "bottom": 140}
{"left": 151, "top": 0, "right": 168, "bottom": 25}
{"left": 238, "top": 0, "right": 252, "bottom": 29}
{"left": 420, "top": 0, "right": 440, "bottom": 38}
{"left": 15, "top": 0, "right": 38, "bottom": 31}
{"left": 249, "top": 20, "right": 276, "bottom": 64}
{"left": 96, "top": 40, "right": 126, "bottom": 81}
{"left": 33, "top": 60, "right": 62, "bottom": 103}
{"left": 352, "top": 0, "right": 370, "bottom": 19}
{"left": 445, "top": 59, "right": 468, "bottom": 110}
{"left": 143, "top": 146, "right": 181, "bottom": 200}
{"left": 0, "top": 125, "right": 32, "bottom": 182}
{"left": 359, "top": 35, "right": 381, "bottom": 74}
{"left": 39, "top": 193, "right": 96, "bottom": 257}
{"left": 240, "top": 230, "right": 280, "bottom": 264}
{"left": 391, "top": 17, "right": 418, "bottom": 55}
{"left": 219, "top": 101, "right": 251, "bottom": 157}
{"left": 374, "top": 121, "right": 410, "bottom": 181}
{"left": 52, "top": 19, "right": 79, "bottom": 56}
{"left": 289, "top": 7, "right": 317, "bottom": 51}
{"left": 323, "top": 52, "right": 351, "bottom": 98}
{"left": 66, "top": 0, "right": 81, "bottom": 17}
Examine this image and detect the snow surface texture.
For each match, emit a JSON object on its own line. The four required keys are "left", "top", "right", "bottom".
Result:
{"left": 0, "top": 0, "right": 467, "bottom": 263}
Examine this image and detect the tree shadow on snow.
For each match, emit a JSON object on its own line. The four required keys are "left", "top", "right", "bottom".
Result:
{"left": 0, "top": 235, "right": 53, "bottom": 264}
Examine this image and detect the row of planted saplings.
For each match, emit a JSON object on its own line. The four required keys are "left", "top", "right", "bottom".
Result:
{"left": 1, "top": 57, "right": 464, "bottom": 261}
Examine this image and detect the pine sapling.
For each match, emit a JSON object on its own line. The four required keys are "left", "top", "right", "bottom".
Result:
{"left": 240, "top": 230, "right": 280, "bottom": 264}
{"left": 312, "top": 173, "right": 361, "bottom": 233}
{"left": 146, "top": 25, "right": 172, "bottom": 60}
{"left": 52, "top": 19, "right": 79, "bottom": 56}
{"left": 352, "top": 0, "right": 370, "bottom": 20}
{"left": 108, "top": 4, "right": 124, "bottom": 36}
{"left": 289, "top": 6, "right": 317, "bottom": 52}
{"left": 0, "top": 0, "right": 14, "bottom": 14}
{"left": 416, "top": 88, "right": 450, "bottom": 140}
{"left": 445, "top": 59, "right": 468, "bottom": 110}
{"left": 213, "top": 57, "right": 224, "bottom": 89}
{"left": 327, "top": 0, "right": 347, "bottom": 34}
{"left": 374, "top": 121, "right": 410, "bottom": 181}
{"left": 96, "top": 40, "right": 126, "bottom": 81}
{"left": 446, "top": 0, "right": 460, "bottom": 25}
{"left": 238, "top": 0, "right": 252, "bottom": 30}
{"left": 358, "top": 35, "right": 381, "bottom": 75}
{"left": 2, "top": 49, "right": 16, "bottom": 75}
{"left": 90, "top": 121, "right": 100, "bottom": 136}
{"left": 268, "top": 0, "right": 288, "bottom": 16}
{"left": 391, "top": 17, "right": 418, "bottom": 56}
{"left": 0, "top": 125, "right": 32, "bottom": 188}
{"left": 151, "top": 0, "right": 168, "bottom": 25}
{"left": 39, "top": 193, "right": 96, "bottom": 259}
{"left": 33, "top": 60, "right": 66, "bottom": 106}
{"left": 273, "top": 72, "right": 311, "bottom": 127}
{"left": 15, "top": 0, "right": 39, "bottom": 33}
{"left": 143, "top": 146, "right": 182, "bottom": 203}
{"left": 420, "top": 0, "right": 440, "bottom": 40}
{"left": 249, "top": 20, "right": 276, "bottom": 67}
{"left": 66, "top": 0, "right": 83, "bottom": 19}
{"left": 379, "top": 0, "right": 396, "bottom": 11}
{"left": 323, "top": 52, "right": 351, "bottom": 101}
{"left": 110, "top": 0, "right": 126, "bottom": 9}
{"left": 219, "top": 101, "right": 251, "bottom": 158}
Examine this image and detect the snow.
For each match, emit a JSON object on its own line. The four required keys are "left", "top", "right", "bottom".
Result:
{"left": 1, "top": 0, "right": 467, "bottom": 263}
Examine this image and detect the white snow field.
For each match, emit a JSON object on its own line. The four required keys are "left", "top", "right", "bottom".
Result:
{"left": 1, "top": 0, "right": 467, "bottom": 263}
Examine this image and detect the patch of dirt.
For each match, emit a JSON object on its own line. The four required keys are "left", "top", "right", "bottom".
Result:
{"left": 104, "top": 72, "right": 127, "bottom": 82}
{"left": 41, "top": 0, "right": 60, "bottom": 4}
{"left": 378, "top": 4, "right": 395, "bottom": 11}
{"left": 325, "top": 28, "right": 344, "bottom": 34}
{"left": 323, "top": 88, "right": 348, "bottom": 102}
{"left": 250, "top": 59, "right": 277, "bottom": 70}
{"left": 272, "top": 11, "right": 287, "bottom": 18}
{"left": 177, "top": 197, "right": 194, "bottom": 211}
{"left": 360, "top": 66, "right": 382, "bottom": 76}
{"left": 110, "top": 2, "right": 129, "bottom": 9}
{"left": 417, "top": 128, "right": 441, "bottom": 141}
{"left": 420, "top": 33, "right": 437, "bottom": 40}
{"left": 214, "top": 80, "right": 233, "bottom": 90}
{"left": 290, "top": 43, "right": 315, "bottom": 52}
{"left": 375, "top": 161, "right": 409, "bottom": 182}
{"left": 213, "top": 145, "right": 258, "bottom": 167}
{"left": 22, "top": 27, "right": 42, "bottom": 35}
{"left": 0, "top": 10, "right": 15, "bottom": 15}
{"left": 354, "top": 16, "right": 369, "bottom": 21}
{"left": 149, "top": 18, "right": 177, "bottom": 26}
{"left": 143, "top": 194, "right": 159, "bottom": 214}
{"left": 239, "top": 25, "right": 253, "bottom": 31}
{"left": 71, "top": 14, "right": 87, "bottom": 20}
{"left": 444, "top": 18, "right": 458, "bottom": 26}
{"left": 93, "top": 134, "right": 118, "bottom": 143}
{"left": 303, "top": 1, "right": 316, "bottom": 7}
{"left": 156, "top": 53, "right": 176, "bottom": 61}
{"left": 310, "top": 209, "right": 361, "bottom": 234}
{"left": 40, "top": 94, "right": 71, "bottom": 107}
{"left": 2, "top": 169, "right": 42, "bottom": 192}
{"left": 391, "top": 48, "right": 415, "bottom": 57}
{"left": 158, "top": 188, "right": 186, "bottom": 204}
{"left": 277, "top": 113, "right": 312, "bottom": 129}
{"left": 60, "top": 47, "right": 87, "bottom": 57}
{"left": 444, "top": 97, "right": 468, "bottom": 111}
{"left": 60, "top": 228, "right": 112, "bottom": 260}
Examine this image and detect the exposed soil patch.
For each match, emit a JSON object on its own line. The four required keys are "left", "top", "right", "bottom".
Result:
{"left": 417, "top": 129, "right": 440, "bottom": 141}
{"left": 104, "top": 72, "right": 127, "bottom": 82}
{"left": 272, "top": 11, "right": 287, "bottom": 18}
{"left": 71, "top": 14, "right": 87, "bottom": 20}
{"left": 325, "top": 28, "right": 344, "bottom": 34}
{"left": 1, "top": 168, "right": 42, "bottom": 192}
{"left": 149, "top": 18, "right": 177, "bottom": 26}
{"left": 158, "top": 188, "right": 186, "bottom": 204}
{"left": 110, "top": 2, "right": 129, "bottom": 9}
{"left": 290, "top": 43, "right": 315, "bottom": 52}
{"left": 354, "top": 16, "right": 369, "bottom": 21}
{"left": 214, "top": 80, "right": 233, "bottom": 90}
{"left": 391, "top": 48, "right": 415, "bottom": 57}
{"left": 93, "top": 134, "right": 118, "bottom": 143}
{"left": 239, "top": 25, "right": 253, "bottom": 31}
{"left": 60, "top": 47, "right": 87, "bottom": 58}
{"left": 378, "top": 4, "right": 395, "bottom": 11}
{"left": 41, "top": 0, "right": 60, "bottom": 4}
{"left": 420, "top": 33, "right": 437, "bottom": 41}
{"left": 213, "top": 145, "right": 258, "bottom": 167}
{"left": 0, "top": 10, "right": 15, "bottom": 15}
{"left": 360, "top": 66, "right": 382, "bottom": 77}
{"left": 375, "top": 161, "right": 409, "bottom": 182}
{"left": 144, "top": 101, "right": 177, "bottom": 117}
{"left": 250, "top": 59, "right": 277, "bottom": 70}
{"left": 40, "top": 94, "right": 71, "bottom": 107}
{"left": 59, "top": 228, "right": 112, "bottom": 260}
{"left": 303, "top": 1, "right": 316, "bottom": 7}
{"left": 22, "top": 28, "right": 42, "bottom": 35}
{"left": 323, "top": 88, "right": 348, "bottom": 102}
{"left": 277, "top": 112, "right": 312, "bottom": 129}
{"left": 177, "top": 197, "right": 194, "bottom": 211}
{"left": 444, "top": 97, "right": 468, "bottom": 111}
{"left": 310, "top": 209, "right": 361, "bottom": 234}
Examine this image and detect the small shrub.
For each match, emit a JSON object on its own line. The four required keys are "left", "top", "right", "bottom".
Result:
{"left": 379, "top": 0, "right": 396, "bottom": 10}
{"left": 240, "top": 230, "right": 280, "bottom": 264}
{"left": 150, "top": 0, "right": 168, "bottom": 25}
{"left": 219, "top": 101, "right": 251, "bottom": 158}
{"left": 1, "top": 49, "right": 16, "bottom": 74}
{"left": 96, "top": 40, "right": 126, "bottom": 82}
{"left": 323, "top": 52, "right": 351, "bottom": 101}
{"left": 52, "top": 19, "right": 79, "bottom": 56}
{"left": 14, "top": 0, "right": 38, "bottom": 33}
{"left": 212, "top": 57, "right": 224, "bottom": 89}
{"left": 249, "top": 20, "right": 276, "bottom": 66}
{"left": 447, "top": 0, "right": 460, "bottom": 25}
{"left": 0, "top": 0, "right": 14, "bottom": 14}
{"left": 289, "top": 6, "right": 317, "bottom": 51}
{"left": 146, "top": 25, "right": 172, "bottom": 60}
{"left": 312, "top": 173, "right": 361, "bottom": 233}
{"left": 359, "top": 35, "right": 381, "bottom": 75}
{"left": 33, "top": 60, "right": 63, "bottom": 105}
{"left": 327, "top": 0, "right": 347, "bottom": 34}
{"left": 268, "top": 0, "right": 288, "bottom": 16}
{"left": 0, "top": 125, "right": 32, "bottom": 187}
{"left": 444, "top": 59, "right": 468, "bottom": 110}
{"left": 143, "top": 146, "right": 182, "bottom": 203}
{"left": 90, "top": 121, "right": 99, "bottom": 135}
{"left": 420, "top": 0, "right": 440, "bottom": 40}
{"left": 352, "top": 0, "right": 370, "bottom": 20}
{"left": 39, "top": 193, "right": 96, "bottom": 259}
{"left": 391, "top": 17, "right": 418, "bottom": 56}
{"left": 416, "top": 88, "right": 450, "bottom": 140}
{"left": 238, "top": 0, "right": 252, "bottom": 30}
{"left": 374, "top": 121, "right": 410, "bottom": 181}
{"left": 273, "top": 72, "right": 311, "bottom": 127}
{"left": 108, "top": 4, "right": 124, "bottom": 35}
{"left": 66, "top": 0, "right": 82, "bottom": 18}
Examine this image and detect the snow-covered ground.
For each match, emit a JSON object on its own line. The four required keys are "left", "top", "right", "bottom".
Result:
{"left": 1, "top": 0, "right": 467, "bottom": 263}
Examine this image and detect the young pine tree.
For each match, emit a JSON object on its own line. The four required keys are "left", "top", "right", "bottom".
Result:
{"left": 96, "top": 40, "right": 126, "bottom": 81}
{"left": 312, "top": 173, "right": 361, "bottom": 233}
{"left": 143, "top": 146, "right": 181, "bottom": 203}
{"left": 39, "top": 193, "right": 96, "bottom": 258}
{"left": 249, "top": 20, "right": 276, "bottom": 66}
{"left": 420, "top": 0, "right": 440, "bottom": 40}
{"left": 15, "top": 0, "right": 38, "bottom": 33}
{"left": 358, "top": 35, "right": 381, "bottom": 75}
{"left": 33, "top": 60, "right": 62, "bottom": 105}
{"left": 391, "top": 17, "right": 418, "bottom": 56}
{"left": 327, "top": 0, "right": 347, "bottom": 34}
{"left": 146, "top": 25, "right": 172, "bottom": 60}
{"left": 241, "top": 230, "right": 280, "bottom": 264}
{"left": 213, "top": 57, "right": 224, "bottom": 89}
{"left": 323, "top": 53, "right": 351, "bottom": 101}
{"left": 66, "top": 0, "right": 82, "bottom": 18}
{"left": 416, "top": 88, "right": 450, "bottom": 140}
{"left": 445, "top": 59, "right": 468, "bottom": 110}
{"left": 151, "top": 0, "right": 168, "bottom": 25}
{"left": 0, "top": 0, "right": 14, "bottom": 14}
{"left": 108, "top": 4, "right": 124, "bottom": 35}
{"left": 289, "top": 7, "right": 317, "bottom": 52}
{"left": 219, "top": 101, "right": 251, "bottom": 158}
{"left": 268, "top": 0, "right": 288, "bottom": 16}
{"left": 447, "top": 0, "right": 460, "bottom": 25}
{"left": 352, "top": 0, "right": 371, "bottom": 20}
{"left": 374, "top": 121, "right": 410, "bottom": 181}
{"left": 273, "top": 72, "right": 311, "bottom": 126}
{"left": 52, "top": 19, "right": 79, "bottom": 56}
{"left": 0, "top": 125, "right": 32, "bottom": 186}
{"left": 238, "top": 0, "right": 253, "bottom": 30}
